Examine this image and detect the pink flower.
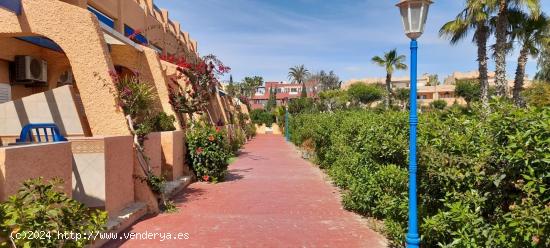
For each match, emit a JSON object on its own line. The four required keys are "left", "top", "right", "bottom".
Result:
{"left": 532, "top": 236, "right": 540, "bottom": 245}
{"left": 202, "top": 175, "right": 210, "bottom": 182}
{"left": 195, "top": 147, "right": 203, "bottom": 155}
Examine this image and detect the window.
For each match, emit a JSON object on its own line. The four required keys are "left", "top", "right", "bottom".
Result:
{"left": 290, "top": 88, "right": 298, "bottom": 93}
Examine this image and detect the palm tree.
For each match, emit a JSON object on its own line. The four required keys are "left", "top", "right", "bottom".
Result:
{"left": 371, "top": 49, "right": 407, "bottom": 109}
{"left": 440, "top": 0, "right": 492, "bottom": 110}
{"left": 289, "top": 65, "right": 310, "bottom": 98}
{"left": 509, "top": 11, "right": 549, "bottom": 106}
{"left": 489, "top": 0, "right": 540, "bottom": 97}
{"left": 288, "top": 65, "right": 310, "bottom": 84}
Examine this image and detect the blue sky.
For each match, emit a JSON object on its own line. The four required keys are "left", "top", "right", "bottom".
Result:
{"left": 157, "top": 0, "right": 550, "bottom": 83}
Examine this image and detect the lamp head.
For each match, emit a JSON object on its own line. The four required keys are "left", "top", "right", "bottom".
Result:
{"left": 396, "top": 0, "right": 433, "bottom": 39}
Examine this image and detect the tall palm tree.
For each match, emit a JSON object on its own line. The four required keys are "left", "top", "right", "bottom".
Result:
{"left": 371, "top": 49, "right": 407, "bottom": 109}
{"left": 489, "top": 0, "right": 540, "bottom": 97}
{"left": 440, "top": 0, "right": 492, "bottom": 110}
{"left": 288, "top": 65, "right": 310, "bottom": 84}
{"left": 289, "top": 65, "right": 310, "bottom": 98}
{"left": 509, "top": 11, "right": 549, "bottom": 106}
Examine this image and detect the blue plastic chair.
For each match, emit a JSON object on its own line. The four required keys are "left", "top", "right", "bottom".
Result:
{"left": 16, "top": 123, "right": 67, "bottom": 143}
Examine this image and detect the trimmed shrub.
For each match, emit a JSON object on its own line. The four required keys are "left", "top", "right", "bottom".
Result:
{"left": 250, "top": 109, "right": 275, "bottom": 127}
{"left": 290, "top": 103, "right": 550, "bottom": 247}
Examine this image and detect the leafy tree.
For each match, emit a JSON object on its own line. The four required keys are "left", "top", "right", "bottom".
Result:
{"left": 509, "top": 11, "right": 549, "bottom": 106}
{"left": 440, "top": 0, "right": 492, "bottom": 110}
{"left": 427, "top": 74, "right": 439, "bottom": 86}
{"left": 319, "top": 89, "right": 349, "bottom": 112}
{"left": 535, "top": 38, "right": 550, "bottom": 81}
{"left": 371, "top": 49, "right": 407, "bottom": 109}
{"left": 347, "top": 83, "right": 384, "bottom": 107}
{"left": 241, "top": 76, "right": 263, "bottom": 97}
{"left": 310, "top": 70, "right": 342, "bottom": 91}
{"left": 395, "top": 88, "right": 410, "bottom": 110}
{"left": 288, "top": 65, "right": 310, "bottom": 84}
{"left": 490, "top": 0, "right": 540, "bottom": 96}
{"left": 455, "top": 79, "right": 481, "bottom": 107}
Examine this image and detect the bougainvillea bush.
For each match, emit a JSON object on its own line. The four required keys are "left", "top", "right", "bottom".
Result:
{"left": 186, "top": 122, "right": 231, "bottom": 183}
{"left": 166, "top": 54, "right": 231, "bottom": 122}
{"left": 290, "top": 103, "right": 550, "bottom": 247}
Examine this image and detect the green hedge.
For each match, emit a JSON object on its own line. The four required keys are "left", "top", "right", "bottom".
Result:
{"left": 289, "top": 103, "right": 550, "bottom": 247}
{"left": 250, "top": 109, "right": 275, "bottom": 127}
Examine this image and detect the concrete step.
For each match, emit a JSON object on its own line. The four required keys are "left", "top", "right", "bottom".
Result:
{"left": 90, "top": 202, "right": 147, "bottom": 248}
{"left": 163, "top": 175, "right": 193, "bottom": 199}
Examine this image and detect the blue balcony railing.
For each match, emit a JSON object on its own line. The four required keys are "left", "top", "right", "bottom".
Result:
{"left": 17, "top": 123, "right": 67, "bottom": 144}
{"left": 0, "top": 0, "right": 22, "bottom": 15}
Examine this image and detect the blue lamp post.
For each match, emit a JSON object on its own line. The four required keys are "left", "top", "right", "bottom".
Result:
{"left": 396, "top": 1, "right": 433, "bottom": 247}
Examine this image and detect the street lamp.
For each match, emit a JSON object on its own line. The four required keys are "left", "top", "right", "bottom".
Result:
{"left": 396, "top": 1, "right": 432, "bottom": 248}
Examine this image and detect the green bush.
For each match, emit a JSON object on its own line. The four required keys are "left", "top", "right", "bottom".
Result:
{"left": 150, "top": 112, "right": 176, "bottom": 132}
{"left": 0, "top": 178, "right": 107, "bottom": 248}
{"left": 288, "top": 98, "right": 315, "bottom": 114}
{"left": 290, "top": 103, "right": 550, "bottom": 247}
{"left": 229, "top": 126, "right": 246, "bottom": 154}
{"left": 250, "top": 109, "right": 275, "bottom": 127}
{"left": 186, "top": 123, "right": 231, "bottom": 183}
{"left": 245, "top": 123, "right": 257, "bottom": 139}
{"left": 429, "top": 99, "right": 447, "bottom": 110}
{"left": 523, "top": 81, "right": 550, "bottom": 107}
{"left": 346, "top": 82, "right": 384, "bottom": 106}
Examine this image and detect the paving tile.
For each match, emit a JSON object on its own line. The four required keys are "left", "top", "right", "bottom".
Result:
{"left": 105, "top": 134, "right": 386, "bottom": 248}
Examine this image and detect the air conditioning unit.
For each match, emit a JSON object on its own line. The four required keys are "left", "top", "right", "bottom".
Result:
{"left": 57, "top": 70, "right": 74, "bottom": 86}
{"left": 14, "top": 55, "right": 47, "bottom": 84}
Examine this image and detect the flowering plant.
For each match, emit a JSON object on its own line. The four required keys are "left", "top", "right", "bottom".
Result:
{"left": 165, "top": 54, "right": 230, "bottom": 122}
{"left": 186, "top": 122, "right": 231, "bottom": 183}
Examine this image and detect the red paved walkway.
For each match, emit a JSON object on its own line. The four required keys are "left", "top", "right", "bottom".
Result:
{"left": 106, "top": 134, "right": 386, "bottom": 248}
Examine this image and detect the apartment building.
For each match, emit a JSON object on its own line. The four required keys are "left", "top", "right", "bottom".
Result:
{"left": 342, "top": 74, "right": 460, "bottom": 106}
{"left": 0, "top": 1, "right": 237, "bottom": 242}
{"left": 251, "top": 81, "right": 312, "bottom": 110}
{"left": 343, "top": 70, "right": 532, "bottom": 106}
